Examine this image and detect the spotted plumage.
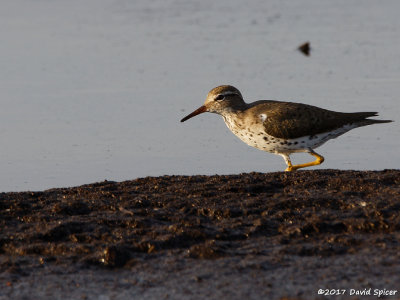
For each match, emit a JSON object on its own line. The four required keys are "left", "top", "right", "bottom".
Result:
{"left": 180, "top": 85, "right": 392, "bottom": 171}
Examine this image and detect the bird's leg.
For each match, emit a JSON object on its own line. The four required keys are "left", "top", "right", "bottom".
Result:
{"left": 280, "top": 154, "right": 294, "bottom": 172}
{"left": 288, "top": 149, "right": 325, "bottom": 171}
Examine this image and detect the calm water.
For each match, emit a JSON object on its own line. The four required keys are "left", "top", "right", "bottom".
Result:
{"left": 0, "top": 0, "right": 399, "bottom": 192}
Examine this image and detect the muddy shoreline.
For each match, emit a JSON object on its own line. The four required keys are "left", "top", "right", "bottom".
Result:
{"left": 1, "top": 170, "right": 399, "bottom": 299}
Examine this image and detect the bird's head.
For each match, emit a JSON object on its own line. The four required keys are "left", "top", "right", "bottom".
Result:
{"left": 180, "top": 85, "right": 245, "bottom": 122}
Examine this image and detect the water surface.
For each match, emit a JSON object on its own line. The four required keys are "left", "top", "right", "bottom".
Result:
{"left": 0, "top": 0, "right": 398, "bottom": 191}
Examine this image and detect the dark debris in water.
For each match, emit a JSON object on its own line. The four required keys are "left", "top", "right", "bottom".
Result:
{"left": 298, "top": 41, "right": 311, "bottom": 56}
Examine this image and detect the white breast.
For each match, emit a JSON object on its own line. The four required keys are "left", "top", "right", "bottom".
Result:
{"left": 222, "top": 114, "right": 358, "bottom": 154}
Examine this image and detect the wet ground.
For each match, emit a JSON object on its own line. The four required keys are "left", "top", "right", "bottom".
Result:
{"left": 1, "top": 169, "right": 399, "bottom": 299}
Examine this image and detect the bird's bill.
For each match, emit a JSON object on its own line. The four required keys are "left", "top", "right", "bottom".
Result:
{"left": 180, "top": 105, "right": 207, "bottom": 122}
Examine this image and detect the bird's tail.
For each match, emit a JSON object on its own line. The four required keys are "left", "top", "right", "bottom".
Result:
{"left": 349, "top": 112, "right": 393, "bottom": 126}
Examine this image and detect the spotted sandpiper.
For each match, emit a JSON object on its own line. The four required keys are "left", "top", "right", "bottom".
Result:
{"left": 180, "top": 85, "right": 392, "bottom": 171}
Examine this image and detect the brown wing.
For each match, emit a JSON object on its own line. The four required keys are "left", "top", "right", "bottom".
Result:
{"left": 252, "top": 101, "right": 379, "bottom": 139}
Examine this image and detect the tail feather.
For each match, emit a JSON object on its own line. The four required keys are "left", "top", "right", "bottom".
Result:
{"left": 349, "top": 111, "right": 379, "bottom": 118}
{"left": 362, "top": 118, "right": 393, "bottom": 125}
{"left": 347, "top": 111, "right": 392, "bottom": 124}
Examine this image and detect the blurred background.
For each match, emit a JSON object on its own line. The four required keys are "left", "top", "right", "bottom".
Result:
{"left": 0, "top": 0, "right": 398, "bottom": 191}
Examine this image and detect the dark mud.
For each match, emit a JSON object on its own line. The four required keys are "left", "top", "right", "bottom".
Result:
{"left": 1, "top": 170, "right": 399, "bottom": 299}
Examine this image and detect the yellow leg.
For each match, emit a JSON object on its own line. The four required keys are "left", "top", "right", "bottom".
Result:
{"left": 283, "top": 150, "right": 325, "bottom": 172}
{"left": 285, "top": 163, "right": 294, "bottom": 172}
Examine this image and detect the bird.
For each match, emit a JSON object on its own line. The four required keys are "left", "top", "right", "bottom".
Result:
{"left": 180, "top": 85, "right": 392, "bottom": 171}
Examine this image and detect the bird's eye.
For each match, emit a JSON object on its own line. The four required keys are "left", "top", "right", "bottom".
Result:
{"left": 215, "top": 94, "right": 225, "bottom": 101}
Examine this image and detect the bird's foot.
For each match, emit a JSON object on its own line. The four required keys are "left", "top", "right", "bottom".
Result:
{"left": 284, "top": 151, "right": 325, "bottom": 171}
{"left": 285, "top": 166, "right": 297, "bottom": 172}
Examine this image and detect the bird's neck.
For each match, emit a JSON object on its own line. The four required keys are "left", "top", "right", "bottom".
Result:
{"left": 220, "top": 101, "right": 248, "bottom": 116}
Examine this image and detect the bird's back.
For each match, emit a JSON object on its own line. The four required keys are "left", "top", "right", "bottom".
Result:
{"left": 244, "top": 100, "right": 391, "bottom": 139}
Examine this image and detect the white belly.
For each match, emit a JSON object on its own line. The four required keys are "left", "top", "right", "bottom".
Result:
{"left": 223, "top": 116, "right": 357, "bottom": 154}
